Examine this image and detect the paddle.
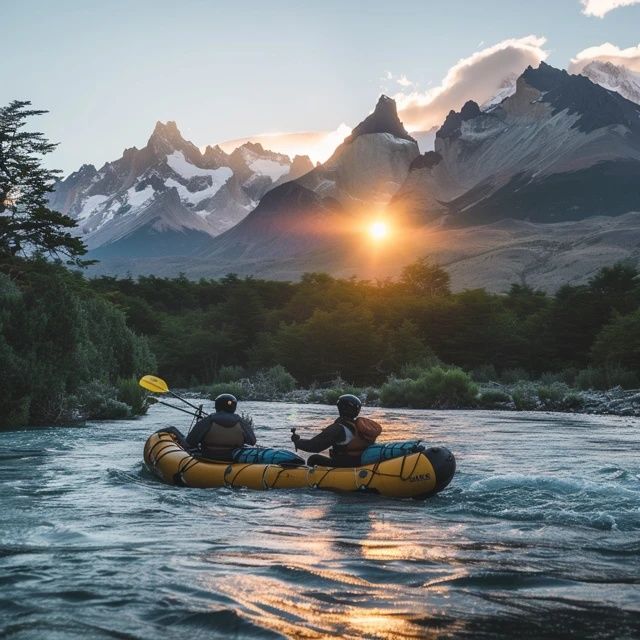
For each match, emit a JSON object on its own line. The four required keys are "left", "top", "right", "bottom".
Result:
{"left": 139, "top": 375, "right": 205, "bottom": 421}
{"left": 139, "top": 375, "right": 202, "bottom": 412}
{"left": 146, "top": 396, "right": 199, "bottom": 417}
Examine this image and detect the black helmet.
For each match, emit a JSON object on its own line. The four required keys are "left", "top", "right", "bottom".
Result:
{"left": 337, "top": 394, "right": 361, "bottom": 419}
{"left": 215, "top": 393, "right": 237, "bottom": 413}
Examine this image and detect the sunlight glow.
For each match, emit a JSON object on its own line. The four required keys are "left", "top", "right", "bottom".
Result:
{"left": 369, "top": 220, "right": 389, "bottom": 241}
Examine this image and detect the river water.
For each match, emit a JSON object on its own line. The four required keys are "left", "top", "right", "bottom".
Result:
{"left": 1, "top": 402, "right": 639, "bottom": 639}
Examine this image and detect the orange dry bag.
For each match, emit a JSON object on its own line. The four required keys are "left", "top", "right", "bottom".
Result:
{"left": 354, "top": 417, "right": 382, "bottom": 442}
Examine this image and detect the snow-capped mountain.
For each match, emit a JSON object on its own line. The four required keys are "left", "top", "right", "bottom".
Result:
{"left": 50, "top": 122, "right": 313, "bottom": 258}
{"left": 580, "top": 60, "right": 640, "bottom": 105}
{"left": 199, "top": 95, "right": 420, "bottom": 262}
{"left": 392, "top": 62, "right": 640, "bottom": 225}
{"left": 481, "top": 73, "right": 519, "bottom": 110}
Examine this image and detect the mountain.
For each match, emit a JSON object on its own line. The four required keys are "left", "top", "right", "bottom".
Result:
{"left": 392, "top": 62, "right": 640, "bottom": 225}
{"left": 580, "top": 60, "right": 640, "bottom": 105}
{"left": 198, "top": 95, "right": 420, "bottom": 263}
{"left": 50, "top": 122, "right": 313, "bottom": 258}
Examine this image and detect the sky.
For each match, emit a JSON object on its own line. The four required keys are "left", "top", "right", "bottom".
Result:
{"left": 3, "top": 0, "right": 640, "bottom": 174}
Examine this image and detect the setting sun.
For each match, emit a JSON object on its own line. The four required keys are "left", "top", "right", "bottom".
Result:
{"left": 369, "top": 220, "right": 389, "bottom": 241}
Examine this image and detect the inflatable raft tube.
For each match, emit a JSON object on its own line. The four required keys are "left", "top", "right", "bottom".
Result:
{"left": 143, "top": 431, "right": 456, "bottom": 499}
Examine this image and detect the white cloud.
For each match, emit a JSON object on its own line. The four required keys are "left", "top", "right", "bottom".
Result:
{"left": 569, "top": 42, "right": 640, "bottom": 73}
{"left": 396, "top": 74, "right": 414, "bottom": 87}
{"left": 581, "top": 0, "right": 640, "bottom": 18}
{"left": 216, "top": 124, "right": 352, "bottom": 165}
{"left": 395, "top": 36, "right": 548, "bottom": 132}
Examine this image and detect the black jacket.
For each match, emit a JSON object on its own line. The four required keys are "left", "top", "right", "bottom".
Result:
{"left": 295, "top": 418, "right": 353, "bottom": 454}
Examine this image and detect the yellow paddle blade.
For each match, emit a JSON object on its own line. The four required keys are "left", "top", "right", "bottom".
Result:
{"left": 139, "top": 375, "right": 169, "bottom": 394}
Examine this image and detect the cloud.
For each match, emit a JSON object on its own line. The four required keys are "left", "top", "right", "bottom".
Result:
{"left": 580, "top": 0, "right": 640, "bottom": 17}
{"left": 569, "top": 42, "right": 640, "bottom": 73}
{"left": 396, "top": 75, "right": 414, "bottom": 87}
{"left": 395, "top": 36, "right": 548, "bottom": 131}
{"left": 216, "top": 124, "right": 352, "bottom": 165}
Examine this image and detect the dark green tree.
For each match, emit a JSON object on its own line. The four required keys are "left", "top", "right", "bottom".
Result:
{"left": 0, "top": 100, "right": 86, "bottom": 263}
{"left": 400, "top": 258, "right": 451, "bottom": 296}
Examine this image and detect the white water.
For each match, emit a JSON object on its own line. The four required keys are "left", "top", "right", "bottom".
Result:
{"left": 1, "top": 403, "right": 639, "bottom": 638}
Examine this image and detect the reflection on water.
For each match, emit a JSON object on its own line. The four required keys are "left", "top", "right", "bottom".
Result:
{"left": 1, "top": 402, "right": 639, "bottom": 639}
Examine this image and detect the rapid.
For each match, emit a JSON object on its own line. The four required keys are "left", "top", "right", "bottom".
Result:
{"left": 1, "top": 402, "right": 639, "bottom": 639}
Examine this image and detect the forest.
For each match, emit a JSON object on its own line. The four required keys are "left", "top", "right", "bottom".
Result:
{"left": 89, "top": 259, "right": 640, "bottom": 390}
{"left": 2, "top": 99, "right": 640, "bottom": 427}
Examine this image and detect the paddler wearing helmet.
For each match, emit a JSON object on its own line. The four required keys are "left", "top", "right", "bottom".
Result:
{"left": 291, "top": 394, "right": 382, "bottom": 467}
{"left": 186, "top": 393, "right": 256, "bottom": 460}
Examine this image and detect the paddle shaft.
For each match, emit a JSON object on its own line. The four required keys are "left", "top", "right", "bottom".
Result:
{"left": 165, "top": 389, "right": 202, "bottom": 413}
{"left": 153, "top": 398, "right": 200, "bottom": 418}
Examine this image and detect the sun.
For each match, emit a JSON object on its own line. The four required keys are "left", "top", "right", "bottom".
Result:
{"left": 369, "top": 220, "right": 389, "bottom": 241}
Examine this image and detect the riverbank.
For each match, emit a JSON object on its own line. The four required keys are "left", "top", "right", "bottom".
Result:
{"left": 188, "top": 374, "right": 640, "bottom": 418}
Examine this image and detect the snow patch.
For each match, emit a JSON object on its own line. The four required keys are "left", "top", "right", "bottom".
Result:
{"left": 77, "top": 194, "right": 109, "bottom": 221}
{"left": 126, "top": 185, "right": 155, "bottom": 209}
{"left": 165, "top": 177, "right": 230, "bottom": 211}
{"left": 247, "top": 158, "right": 290, "bottom": 181}
{"left": 166, "top": 151, "right": 232, "bottom": 183}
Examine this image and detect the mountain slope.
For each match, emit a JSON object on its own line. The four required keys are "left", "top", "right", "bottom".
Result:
{"left": 392, "top": 62, "right": 640, "bottom": 224}
{"left": 50, "top": 122, "right": 312, "bottom": 258}
{"left": 200, "top": 96, "right": 420, "bottom": 263}
{"left": 580, "top": 60, "right": 640, "bottom": 105}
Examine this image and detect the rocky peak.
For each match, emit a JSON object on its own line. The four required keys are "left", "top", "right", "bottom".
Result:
{"left": 289, "top": 154, "right": 314, "bottom": 175}
{"left": 68, "top": 163, "right": 98, "bottom": 181}
{"left": 202, "top": 144, "right": 230, "bottom": 167}
{"left": 521, "top": 61, "right": 567, "bottom": 92}
{"left": 146, "top": 120, "right": 194, "bottom": 157}
{"left": 437, "top": 100, "right": 481, "bottom": 139}
{"left": 240, "top": 141, "right": 266, "bottom": 154}
{"left": 580, "top": 60, "right": 640, "bottom": 105}
{"left": 521, "top": 61, "right": 640, "bottom": 133}
{"left": 345, "top": 95, "right": 415, "bottom": 143}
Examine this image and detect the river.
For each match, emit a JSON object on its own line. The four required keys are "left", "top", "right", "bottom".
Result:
{"left": 1, "top": 402, "right": 639, "bottom": 639}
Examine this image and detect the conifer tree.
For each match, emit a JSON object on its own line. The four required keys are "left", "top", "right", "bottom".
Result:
{"left": 0, "top": 100, "right": 87, "bottom": 263}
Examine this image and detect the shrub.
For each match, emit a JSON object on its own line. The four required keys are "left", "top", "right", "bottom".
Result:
{"left": 471, "top": 364, "right": 498, "bottom": 383}
{"left": 537, "top": 382, "right": 570, "bottom": 409}
{"left": 379, "top": 366, "right": 478, "bottom": 409}
{"left": 71, "top": 380, "right": 131, "bottom": 420}
{"left": 500, "top": 368, "right": 531, "bottom": 384}
{"left": 575, "top": 366, "right": 638, "bottom": 390}
{"left": 253, "top": 365, "right": 297, "bottom": 395}
{"left": 563, "top": 392, "right": 585, "bottom": 410}
{"left": 116, "top": 377, "right": 148, "bottom": 416}
{"left": 558, "top": 367, "right": 579, "bottom": 386}
{"left": 538, "top": 371, "right": 564, "bottom": 386}
{"left": 398, "top": 354, "right": 443, "bottom": 379}
{"left": 510, "top": 382, "right": 538, "bottom": 411}
{"left": 215, "top": 365, "right": 245, "bottom": 383}
{"left": 209, "top": 381, "right": 246, "bottom": 400}
{"left": 575, "top": 367, "right": 607, "bottom": 390}
{"left": 478, "top": 389, "right": 512, "bottom": 408}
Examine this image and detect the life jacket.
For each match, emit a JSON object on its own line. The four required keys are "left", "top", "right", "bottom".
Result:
{"left": 332, "top": 417, "right": 380, "bottom": 459}
{"left": 201, "top": 412, "right": 245, "bottom": 459}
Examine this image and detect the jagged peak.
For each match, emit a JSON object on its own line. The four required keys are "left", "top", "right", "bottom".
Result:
{"left": 437, "top": 100, "right": 481, "bottom": 139}
{"left": 147, "top": 120, "right": 189, "bottom": 153}
{"left": 345, "top": 94, "right": 415, "bottom": 143}
{"left": 518, "top": 61, "right": 640, "bottom": 133}
{"left": 152, "top": 120, "right": 182, "bottom": 137}
{"left": 239, "top": 141, "right": 266, "bottom": 154}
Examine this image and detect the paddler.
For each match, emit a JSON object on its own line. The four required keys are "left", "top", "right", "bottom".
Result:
{"left": 291, "top": 394, "right": 382, "bottom": 467}
{"left": 186, "top": 393, "right": 256, "bottom": 460}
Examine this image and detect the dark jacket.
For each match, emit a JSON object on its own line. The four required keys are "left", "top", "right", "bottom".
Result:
{"left": 186, "top": 411, "right": 256, "bottom": 459}
{"left": 295, "top": 417, "right": 370, "bottom": 464}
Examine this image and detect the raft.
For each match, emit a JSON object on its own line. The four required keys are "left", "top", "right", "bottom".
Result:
{"left": 143, "top": 431, "right": 456, "bottom": 499}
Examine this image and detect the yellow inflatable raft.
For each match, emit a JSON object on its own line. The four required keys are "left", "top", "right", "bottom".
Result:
{"left": 143, "top": 431, "right": 456, "bottom": 499}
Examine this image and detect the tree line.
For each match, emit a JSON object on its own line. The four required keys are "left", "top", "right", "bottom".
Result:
{"left": 2, "top": 99, "right": 639, "bottom": 427}
{"left": 89, "top": 260, "right": 640, "bottom": 389}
